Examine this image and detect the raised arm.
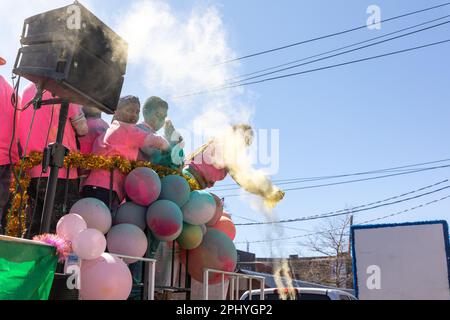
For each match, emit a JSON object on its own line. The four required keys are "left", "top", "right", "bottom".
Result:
{"left": 228, "top": 166, "right": 285, "bottom": 208}
{"left": 143, "top": 132, "right": 170, "bottom": 151}
{"left": 70, "top": 111, "right": 88, "bottom": 137}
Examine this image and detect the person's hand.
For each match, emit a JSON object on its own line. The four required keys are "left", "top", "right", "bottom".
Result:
{"left": 165, "top": 119, "right": 184, "bottom": 145}
{"left": 164, "top": 119, "right": 175, "bottom": 139}
{"left": 267, "top": 188, "right": 285, "bottom": 202}
{"left": 161, "top": 138, "right": 170, "bottom": 151}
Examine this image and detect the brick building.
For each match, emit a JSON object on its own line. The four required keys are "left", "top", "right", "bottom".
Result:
{"left": 237, "top": 250, "right": 353, "bottom": 289}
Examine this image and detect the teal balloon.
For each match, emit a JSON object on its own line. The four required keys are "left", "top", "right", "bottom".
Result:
{"left": 182, "top": 191, "right": 216, "bottom": 225}
{"left": 147, "top": 200, "right": 183, "bottom": 241}
{"left": 160, "top": 175, "right": 191, "bottom": 207}
{"left": 106, "top": 224, "right": 148, "bottom": 264}
{"left": 114, "top": 202, "right": 147, "bottom": 230}
{"left": 176, "top": 223, "right": 203, "bottom": 250}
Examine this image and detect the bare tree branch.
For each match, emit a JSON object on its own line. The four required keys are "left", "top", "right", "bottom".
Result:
{"left": 301, "top": 213, "right": 354, "bottom": 288}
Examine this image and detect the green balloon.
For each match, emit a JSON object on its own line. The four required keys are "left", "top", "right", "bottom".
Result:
{"left": 176, "top": 222, "right": 203, "bottom": 250}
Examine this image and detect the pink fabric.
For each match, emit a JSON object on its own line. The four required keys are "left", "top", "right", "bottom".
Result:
{"left": 78, "top": 118, "right": 109, "bottom": 155}
{"left": 84, "top": 120, "right": 150, "bottom": 201}
{"left": 187, "top": 143, "right": 228, "bottom": 187}
{"left": 0, "top": 76, "right": 20, "bottom": 165}
{"left": 19, "top": 83, "right": 83, "bottom": 179}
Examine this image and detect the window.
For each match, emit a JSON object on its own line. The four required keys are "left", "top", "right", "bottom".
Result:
{"left": 299, "top": 293, "right": 331, "bottom": 301}
{"left": 244, "top": 293, "right": 330, "bottom": 301}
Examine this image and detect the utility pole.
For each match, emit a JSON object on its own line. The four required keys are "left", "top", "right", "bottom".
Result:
{"left": 348, "top": 215, "right": 354, "bottom": 254}
{"left": 347, "top": 214, "right": 354, "bottom": 289}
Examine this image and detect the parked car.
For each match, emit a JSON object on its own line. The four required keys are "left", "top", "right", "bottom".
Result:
{"left": 240, "top": 288, "right": 357, "bottom": 300}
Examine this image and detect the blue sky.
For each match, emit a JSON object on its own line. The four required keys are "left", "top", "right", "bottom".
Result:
{"left": 1, "top": 0, "right": 449, "bottom": 258}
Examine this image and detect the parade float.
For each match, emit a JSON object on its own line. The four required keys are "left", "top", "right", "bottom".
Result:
{"left": 1, "top": 152, "right": 240, "bottom": 300}
{"left": 0, "top": 2, "right": 281, "bottom": 300}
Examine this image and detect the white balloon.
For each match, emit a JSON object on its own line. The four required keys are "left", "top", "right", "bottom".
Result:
{"left": 70, "top": 198, "right": 112, "bottom": 234}
{"left": 56, "top": 214, "right": 87, "bottom": 242}
{"left": 72, "top": 229, "right": 107, "bottom": 260}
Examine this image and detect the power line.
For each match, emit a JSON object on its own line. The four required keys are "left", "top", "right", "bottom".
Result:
{"left": 212, "top": 167, "right": 448, "bottom": 193}
{"left": 235, "top": 194, "right": 450, "bottom": 244}
{"left": 217, "top": 2, "right": 450, "bottom": 64}
{"left": 230, "top": 179, "right": 448, "bottom": 227}
{"left": 174, "top": 39, "right": 450, "bottom": 98}
{"left": 211, "top": 158, "right": 450, "bottom": 189}
{"left": 235, "top": 183, "right": 450, "bottom": 226}
{"left": 223, "top": 19, "right": 450, "bottom": 86}
{"left": 212, "top": 168, "right": 421, "bottom": 192}
{"left": 281, "top": 165, "right": 450, "bottom": 192}
{"left": 219, "top": 164, "right": 450, "bottom": 198}
{"left": 357, "top": 194, "right": 450, "bottom": 225}
{"left": 226, "top": 39, "right": 450, "bottom": 89}
{"left": 232, "top": 214, "right": 312, "bottom": 232}
{"left": 224, "top": 14, "right": 450, "bottom": 83}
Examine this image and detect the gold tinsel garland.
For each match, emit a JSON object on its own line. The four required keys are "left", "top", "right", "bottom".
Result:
{"left": 6, "top": 151, "right": 200, "bottom": 238}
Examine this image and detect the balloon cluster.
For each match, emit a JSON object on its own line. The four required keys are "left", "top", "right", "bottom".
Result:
{"left": 56, "top": 167, "right": 238, "bottom": 299}
{"left": 124, "top": 168, "right": 238, "bottom": 285}
{"left": 56, "top": 200, "right": 132, "bottom": 300}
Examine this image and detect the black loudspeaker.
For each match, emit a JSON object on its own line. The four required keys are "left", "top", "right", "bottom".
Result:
{"left": 13, "top": 2, "right": 128, "bottom": 114}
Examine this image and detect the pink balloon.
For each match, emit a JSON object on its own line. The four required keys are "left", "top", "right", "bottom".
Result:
{"left": 107, "top": 224, "right": 148, "bottom": 264}
{"left": 206, "top": 194, "right": 224, "bottom": 227}
{"left": 56, "top": 214, "right": 87, "bottom": 242}
{"left": 80, "top": 253, "right": 132, "bottom": 300}
{"left": 72, "top": 229, "right": 106, "bottom": 260}
{"left": 125, "top": 168, "right": 161, "bottom": 206}
{"left": 70, "top": 198, "right": 112, "bottom": 234}
{"left": 211, "top": 216, "right": 236, "bottom": 241}
{"left": 222, "top": 211, "right": 232, "bottom": 220}
{"left": 181, "top": 229, "right": 237, "bottom": 285}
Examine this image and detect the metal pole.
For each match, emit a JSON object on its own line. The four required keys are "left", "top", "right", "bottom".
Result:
{"left": 230, "top": 277, "right": 235, "bottom": 300}
{"left": 143, "top": 230, "right": 160, "bottom": 299}
{"left": 260, "top": 279, "right": 265, "bottom": 300}
{"left": 186, "top": 251, "right": 191, "bottom": 300}
{"left": 171, "top": 240, "right": 175, "bottom": 287}
{"left": 178, "top": 261, "right": 182, "bottom": 288}
{"left": 203, "top": 270, "right": 209, "bottom": 300}
{"left": 236, "top": 277, "right": 239, "bottom": 300}
{"left": 249, "top": 277, "right": 252, "bottom": 301}
{"left": 40, "top": 100, "right": 69, "bottom": 234}
{"left": 221, "top": 273, "right": 225, "bottom": 300}
{"left": 149, "top": 261, "right": 155, "bottom": 300}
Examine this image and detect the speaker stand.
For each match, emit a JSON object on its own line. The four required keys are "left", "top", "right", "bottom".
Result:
{"left": 40, "top": 99, "right": 70, "bottom": 234}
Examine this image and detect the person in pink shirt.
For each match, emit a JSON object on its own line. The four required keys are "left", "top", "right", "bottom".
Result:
{"left": 185, "top": 124, "right": 252, "bottom": 189}
{"left": 19, "top": 83, "right": 88, "bottom": 237}
{"left": 77, "top": 106, "right": 109, "bottom": 182}
{"left": 0, "top": 56, "right": 19, "bottom": 234}
{"left": 82, "top": 96, "right": 169, "bottom": 209}
{"left": 185, "top": 124, "right": 285, "bottom": 206}
{"left": 185, "top": 140, "right": 228, "bottom": 189}
{"left": 78, "top": 106, "right": 109, "bottom": 156}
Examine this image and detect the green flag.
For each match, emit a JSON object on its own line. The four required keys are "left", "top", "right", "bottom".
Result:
{"left": 0, "top": 236, "right": 58, "bottom": 300}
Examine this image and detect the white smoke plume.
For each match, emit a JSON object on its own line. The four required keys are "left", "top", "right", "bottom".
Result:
{"left": 114, "top": 0, "right": 254, "bottom": 137}
{"left": 273, "top": 259, "right": 297, "bottom": 300}
{"left": 114, "top": 1, "right": 286, "bottom": 209}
